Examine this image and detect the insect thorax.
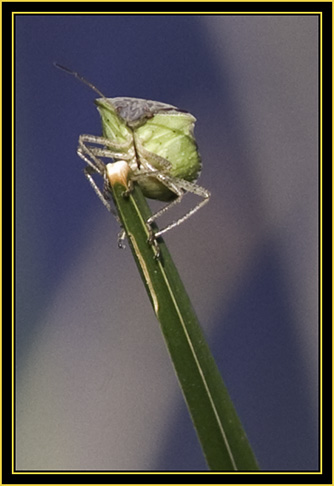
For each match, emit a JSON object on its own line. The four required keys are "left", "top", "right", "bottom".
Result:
{"left": 108, "top": 97, "right": 185, "bottom": 127}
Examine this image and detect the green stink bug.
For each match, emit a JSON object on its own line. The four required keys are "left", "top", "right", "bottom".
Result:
{"left": 55, "top": 64, "right": 210, "bottom": 249}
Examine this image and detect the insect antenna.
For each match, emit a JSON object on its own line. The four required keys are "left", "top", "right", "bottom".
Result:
{"left": 54, "top": 62, "right": 110, "bottom": 102}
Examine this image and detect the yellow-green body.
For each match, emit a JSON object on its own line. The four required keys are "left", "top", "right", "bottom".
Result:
{"left": 96, "top": 97, "right": 201, "bottom": 201}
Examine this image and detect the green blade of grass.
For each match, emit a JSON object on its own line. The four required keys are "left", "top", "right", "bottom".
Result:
{"left": 109, "top": 167, "right": 259, "bottom": 471}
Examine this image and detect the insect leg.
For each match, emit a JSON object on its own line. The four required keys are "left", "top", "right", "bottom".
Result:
{"left": 146, "top": 174, "right": 211, "bottom": 239}
{"left": 78, "top": 134, "right": 134, "bottom": 170}
{"left": 78, "top": 136, "right": 106, "bottom": 174}
{"left": 79, "top": 134, "right": 133, "bottom": 154}
{"left": 87, "top": 146, "right": 133, "bottom": 161}
{"left": 77, "top": 149, "right": 114, "bottom": 213}
{"left": 78, "top": 138, "right": 125, "bottom": 219}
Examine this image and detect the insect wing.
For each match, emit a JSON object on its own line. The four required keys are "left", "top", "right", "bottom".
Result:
{"left": 135, "top": 111, "right": 201, "bottom": 182}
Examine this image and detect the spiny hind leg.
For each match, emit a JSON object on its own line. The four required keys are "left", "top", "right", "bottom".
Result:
{"left": 144, "top": 173, "right": 210, "bottom": 239}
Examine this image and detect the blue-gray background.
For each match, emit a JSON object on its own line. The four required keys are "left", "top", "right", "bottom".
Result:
{"left": 16, "top": 15, "right": 319, "bottom": 471}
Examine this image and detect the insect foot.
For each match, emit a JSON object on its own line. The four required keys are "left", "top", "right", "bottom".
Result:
{"left": 146, "top": 225, "right": 162, "bottom": 260}
{"left": 117, "top": 229, "right": 127, "bottom": 249}
{"left": 121, "top": 180, "right": 134, "bottom": 199}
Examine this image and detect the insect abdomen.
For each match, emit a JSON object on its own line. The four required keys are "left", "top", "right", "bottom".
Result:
{"left": 136, "top": 112, "right": 201, "bottom": 183}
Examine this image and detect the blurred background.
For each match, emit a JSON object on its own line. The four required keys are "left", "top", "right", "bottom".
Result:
{"left": 15, "top": 14, "right": 319, "bottom": 471}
